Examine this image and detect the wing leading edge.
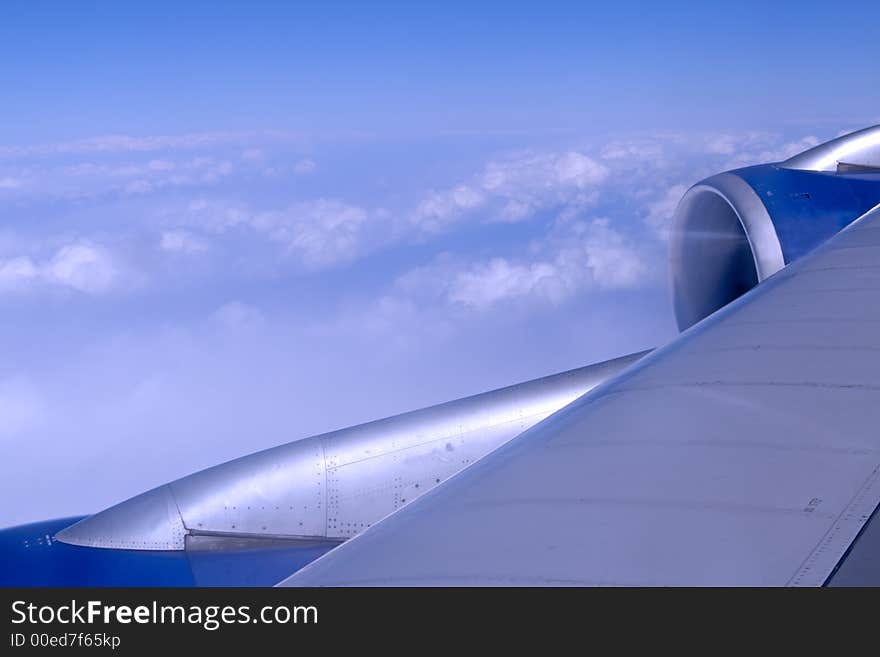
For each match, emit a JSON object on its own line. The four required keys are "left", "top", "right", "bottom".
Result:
{"left": 282, "top": 203, "right": 880, "bottom": 586}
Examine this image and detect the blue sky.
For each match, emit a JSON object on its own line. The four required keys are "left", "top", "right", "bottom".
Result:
{"left": 1, "top": 2, "right": 878, "bottom": 525}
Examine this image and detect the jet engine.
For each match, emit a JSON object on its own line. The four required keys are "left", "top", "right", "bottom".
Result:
{"left": 671, "top": 125, "right": 880, "bottom": 331}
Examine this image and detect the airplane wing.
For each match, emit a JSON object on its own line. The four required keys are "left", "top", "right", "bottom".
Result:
{"left": 282, "top": 202, "right": 880, "bottom": 586}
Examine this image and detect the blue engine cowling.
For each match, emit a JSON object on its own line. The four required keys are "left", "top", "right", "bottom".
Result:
{"left": 671, "top": 125, "right": 880, "bottom": 331}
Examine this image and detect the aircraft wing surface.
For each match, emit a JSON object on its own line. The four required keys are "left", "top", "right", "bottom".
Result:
{"left": 282, "top": 203, "right": 880, "bottom": 586}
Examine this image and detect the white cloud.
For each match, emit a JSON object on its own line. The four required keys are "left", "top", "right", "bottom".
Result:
{"left": 0, "top": 128, "right": 831, "bottom": 294}
{"left": 704, "top": 134, "right": 740, "bottom": 156}
{"left": 414, "top": 185, "right": 485, "bottom": 232}
{"left": 0, "top": 242, "right": 122, "bottom": 295}
{"left": 412, "top": 150, "right": 609, "bottom": 232}
{"left": 45, "top": 243, "right": 120, "bottom": 294}
{"left": 394, "top": 218, "right": 646, "bottom": 312}
{"left": 173, "top": 149, "right": 609, "bottom": 270}
{"left": 762, "top": 136, "right": 821, "bottom": 161}
{"left": 163, "top": 141, "right": 662, "bottom": 275}
{"left": 0, "top": 256, "right": 39, "bottom": 291}
{"left": 185, "top": 198, "right": 251, "bottom": 231}
{"left": 705, "top": 132, "right": 821, "bottom": 169}
{"left": 481, "top": 151, "right": 608, "bottom": 192}
{"left": 184, "top": 198, "right": 380, "bottom": 269}
{"left": 254, "top": 200, "right": 375, "bottom": 268}
{"left": 449, "top": 258, "right": 566, "bottom": 308}
{"left": 645, "top": 184, "right": 688, "bottom": 237}
{"left": 575, "top": 218, "right": 647, "bottom": 289}
{"left": 46, "top": 154, "right": 240, "bottom": 200}
{"left": 160, "top": 230, "right": 208, "bottom": 255}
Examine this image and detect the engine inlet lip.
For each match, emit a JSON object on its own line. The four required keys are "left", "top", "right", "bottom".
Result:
{"left": 670, "top": 173, "right": 785, "bottom": 331}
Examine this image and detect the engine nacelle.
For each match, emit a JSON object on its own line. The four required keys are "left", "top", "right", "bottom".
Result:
{"left": 671, "top": 125, "right": 880, "bottom": 331}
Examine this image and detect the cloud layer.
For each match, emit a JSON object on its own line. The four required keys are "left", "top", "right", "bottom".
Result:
{"left": 0, "top": 125, "right": 844, "bottom": 525}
